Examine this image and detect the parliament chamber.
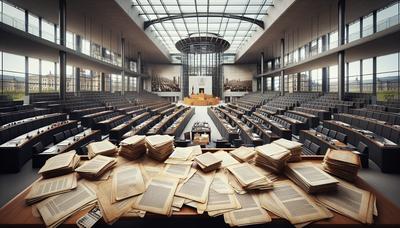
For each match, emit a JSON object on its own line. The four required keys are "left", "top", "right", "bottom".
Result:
{"left": 0, "top": 0, "right": 400, "bottom": 227}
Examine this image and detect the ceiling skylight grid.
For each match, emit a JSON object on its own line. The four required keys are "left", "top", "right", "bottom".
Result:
{"left": 131, "top": 0, "right": 274, "bottom": 54}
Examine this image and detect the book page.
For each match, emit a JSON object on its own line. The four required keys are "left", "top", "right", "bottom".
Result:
{"left": 38, "top": 151, "right": 76, "bottom": 174}
{"left": 227, "top": 163, "right": 264, "bottom": 186}
{"left": 36, "top": 181, "right": 97, "bottom": 227}
{"left": 316, "top": 181, "right": 374, "bottom": 224}
{"left": 287, "top": 162, "right": 338, "bottom": 186}
{"left": 265, "top": 180, "right": 332, "bottom": 224}
{"left": 213, "top": 150, "right": 240, "bottom": 168}
{"left": 76, "top": 155, "right": 115, "bottom": 174}
{"left": 112, "top": 165, "right": 145, "bottom": 201}
{"left": 134, "top": 175, "right": 179, "bottom": 215}
{"left": 163, "top": 163, "right": 192, "bottom": 179}
{"left": 176, "top": 170, "right": 215, "bottom": 203}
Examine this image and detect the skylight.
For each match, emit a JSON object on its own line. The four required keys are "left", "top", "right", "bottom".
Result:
{"left": 131, "top": 0, "right": 274, "bottom": 54}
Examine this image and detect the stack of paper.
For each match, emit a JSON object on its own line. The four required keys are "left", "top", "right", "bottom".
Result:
{"left": 145, "top": 135, "right": 174, "bottom": 161}
{"left": 224, "top": 193, "right": 271, "bottom": 227}
{"left": 322, "top": 149, "right": 361, "bottom": 182}
{"left": 285, "top": 162, "right": 338, "bottom": 193}
{"left": 195, "top": 152, "right": 222, "bottom": 172}
{"left": 25, "top": 173, "right": 77, "bottom": 205}
{"left": 316, "top": 181, "right": 376, "bottom": 224}
{"left": 255, "top": 143, "right": 291, "bottom": 173}
{"left": 272, "top": 138, "right": 303, "bottom": 162}
{"left": 38, "top": 150, "right": 80, "bottom": 178}
{"left": 133, "top": 175, "right": 180, "bottom": 215}
{"left": 75, "top": 155, "right": 117, "bottom": 179}
{"left": 230, "top": 146, "right": 256, "bottom": 162}
{"left": 227, "top": 163, "right": 273, "bottom": 191}
{"left": 36, "top": 181, "right": 97, "bottom": 228}
{"left": 119, "top": 135, "right": 147, "bottom": 160}
{"left": 259, "top": 180, "right": 333, "bottom": 226}
{"left": 87, "top": 140, "right": 117, "bottom": 159}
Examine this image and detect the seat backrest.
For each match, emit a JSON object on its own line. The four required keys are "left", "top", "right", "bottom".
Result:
{"left": 322, "top": 128, "right": 330, "bottom": 135}
{"left": 316, "top": 125, "right": 323, "bottom": 132}
{"left": 357, "top": 141, "right": 368, "bottom": 154}
{"left": 304, "top": 139, "right": 312, "bottom": 148}
{"left": 32, "top": 142, "right": 44, "bottom": 154}
{"left": 310, "top": 143, "right": 320, "bottom": 154}
{"left": 336, "top": 132, "right": 347, "bottom": 143}
{"left": 53, "top": 132, "right": 65, "bottom": 144}
{"left": 77, "top": 126, "right": 84, "bottom": 133}
{"left": 63, "top": 130, "right": 71, "bottom": 138}
{"left": 328, "top": 130, "right": 337, "bottom": 139}
{"left": 184, "top": 132, "right": 191, "bottom": 140}
{"left": 70, "top": 128, "right": 79, "bottom": 136}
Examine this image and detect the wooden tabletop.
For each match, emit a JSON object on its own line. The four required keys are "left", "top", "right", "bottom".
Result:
{"left": 0, "top": 155, "right": 399, "bottom": 226}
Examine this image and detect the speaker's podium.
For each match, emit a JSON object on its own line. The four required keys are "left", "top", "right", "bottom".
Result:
{"left": 183, "top": 92, "right": 220, "bottom": 106}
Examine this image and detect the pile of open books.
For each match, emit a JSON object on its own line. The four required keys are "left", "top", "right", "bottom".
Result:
{"left": 227, "top": 163, "right": 273, "bottom": 191}
{"left": 38, "top": 150, "right": 80, "bottom": 178}
{"left": 75, "top": 155, "right": 117, "bottom": 179}
{"left": 145, "top": 135, "right": 174, "bottom": 161}
{"left": 87, "top": 140, "right": 117, "bottom": 159}
{"left": 285, "top": 162, "right": 338, "bottom": 193}
{"left": 322, "top": 149, "right": 361, "bottom": 182}
{"left": 119, "top": 135, "right": 147, "bottom": 160}
{"left": 195, "top": 152, "right": 222, "bottom": 172}
{"left": 255, "top": 143, "right": 291, "bottom": 173}
{"left": 272, "top": 138, "right": 302, "bottom": 162}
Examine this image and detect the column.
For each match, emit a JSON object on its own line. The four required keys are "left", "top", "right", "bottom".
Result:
{"left": 372, "top": 57, "right": 377, "bottom": 96}
{"left": 90, "top": 70, "right": 94, "bottom": 91}
{"left": 260, "top": 52, "right": 264, "bottom": 93}
{"left": 75, "top": 35, "right": 81, "bottom": 53}
{"left": 127, "top": 77, "right": 130, "bottom": 92}
{"left": 322, "top": 67, "right": 328, "bottom": 93}
{"left": 137, "top": 52, "right": 142, "bottom": 93}
{"left": 38, "top": 17, "right": 42, "bottom": 38}
{"left": 24, "top": 10, "right": 28, "bottom": 32}
{"left": 59, "top": 0, "right": 67, "bottom": 100}
{"left": 296, "top": 73, "right": 301, "bottom": 91}
{"left": 24, "top": 56, "right": 29, "bottom": 95}
{"left": 39, "top": 59, "right": 42, "bottom": 92}
{"left": 121, "top": 37, "right": 125, "bottom": 95}
{"left": 338, "top": 0, "right": 346, "bottom": 100}
{"left": 271, "top": 77, "right": 275, "bottom": 91}
{"left": 101, "top": 72, "right": 105, "bottom": 92}
{"left": 75, "top": 67, "right": 80, "bottom": 95}
{"left": 280, "top": 38, "right": 285, "bottom": 95}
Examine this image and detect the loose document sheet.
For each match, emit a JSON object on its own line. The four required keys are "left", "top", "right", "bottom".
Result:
{"left": 224, "top": 193, "right": 271, "bottom": 227}
{"left": 259, "top": 180, "right": 332, "bottom": 225}
{"left": 111, "top": 164, "right": 145, "bottom": 202}
{"left": 316, "top": 180, "right": 376, "bottom": 224}
{"left": 36, "top": 181, "right": 97, "bottom": 228}
{"left": 25, "top": 173, "right": 77, "bottom": 205}
{"left": 175, "top": 170, "right": 215, "bottom": 203}
{"left": 134, "top": 175, "right": 179, "bottom": 215}
{"left": 163, "top": 163, "right": 192, "bottom": 179}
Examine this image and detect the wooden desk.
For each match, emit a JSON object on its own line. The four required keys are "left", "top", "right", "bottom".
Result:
{"left": 164, "top": 108, "right": 195, "bottom": 137}
{"left": 253, "top": 112, "right": 292, "bottom": 140}
{"left": 207, "top": 107, "right": 239, "bottom": 143}
{"left": 109, "top": 112, "right": 150, "bottom": 142}
{"left": 323, "top": 120, "right": 400, "bottom": 173}
{"left": 81, "top": 110, "right": 114, "bottom": 127}
{"left": 300, "top": 130, "right": 354, "bottom": 155}
{"left": 0, "top": 120, "right": 77, "bottom": 173}
{"left": 1, "top": 154, "right": 399, "bottom": 226}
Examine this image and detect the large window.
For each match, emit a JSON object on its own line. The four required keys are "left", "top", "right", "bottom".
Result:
{"left": 377, "top": 2, "right": 399, "bottom": 32}
{"left": 111, "top": 74, "right": 122, "bottom": 92}
{"left": 66, "top": 65, "right": 75, "bottom": 92}
{"left": 284, "top": 75, "right": 289, "bottom": 92}
{"left": 41, "top": 19, "right": 55, "bottom": 42}
{"left": 362, "top": 13, "right": 374, "bottom": 37}
{"left": 347, "top": 60, "right": 361, "bottom": 92}
{"left": 28, "top": 57, "right": 40, "bottom": 92}
{"left": 274, "top": 76, "right": 280, "bottom": 91}
{"left": 1, "top": 52, "right": 25, "bottom": 99}
{"left": 300, "top": 71, "right": 309, "bottom": 92}
{"left": 348, "top": 20, "right": 360, "bottom": 43}
{"left": 266, "top": 77, "right": 272, "bottom": 91}
{"left": 329, "top": 31, "right": 338, "bottom": 49}
{"left": 28, "top": 13, "right": 40, "bottom": 36}
{"left": 80, "top": 69, "right": 91, "bottom": 91}
{"left": 41, "top": 60, "right": 56, "bottom": 92}
{"left": 362, "top": 58, "right": 373, "bottom": 93}
{"left": 2, "top": 1, "right": 25, "bottom": 31}
{"left": 329, "top": 65, "right": 338, "bottom": 92}
{"left": 310, "top": 69, "right": 322, "bottom": 92}
{"left": 376, "top": 53, "right": 399, "bottom": 102}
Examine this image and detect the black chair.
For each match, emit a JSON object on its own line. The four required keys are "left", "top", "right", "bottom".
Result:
{"left": 71, "top": 127, "right": 79, "bottom": 136}
{"left": 310, "top": 143, "right": 321, "bottom": 155}
{"left": 357, "top": 142, "right": 369, "bottom": 168}
{"left": 328, "top": 130, "right": 337, "bottom": 139}
{"left": 321, "top": 128, "right": 330, "bottom": 136}
{"left": 233, "top": 138, "right": 243, "bottom": 148}
{"left": 335, "top": 132, "right": 347, "bottom": 144}
{"left": 304, "top": 139, "right": 312, "bottom": 148}
{"left": 382, "top": 126, "right": 391, "bottom": 139}
{"left": 53, "top": 132, "right": 65, "bottom": 144}
{"left": 77, "top": 126, "right": 84, "bottom": 132}
{"left": 63, "top": 130, "right": 71, "bottom": 138}
{"left": 32, "top": 142, "right": 44, "bottom": 154}
{"left": 184, "top": 132, "right": 191, "bottom": 140}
